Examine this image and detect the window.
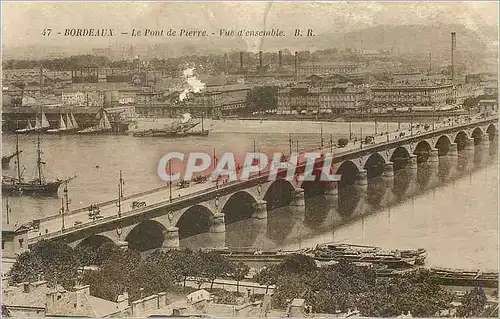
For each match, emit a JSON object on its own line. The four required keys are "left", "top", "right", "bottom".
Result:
{"left": 18, "top": 238, "right": 24, "bottom": 249}
{"left": 2, "top": 240, "right": 4, "bottom": 250}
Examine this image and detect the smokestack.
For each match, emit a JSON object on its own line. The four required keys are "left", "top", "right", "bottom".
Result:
{"left": 39, "top": 66, "right": 43, "bottom": 87}
{"left": 224, "top": 53, "right": 228, "bottom": 74}
{"left": 451, "top": 32, "right": 456, "bottom": 81}
{"left": 428, "top": 52, "right": 432, "bottom": 75}
{"left": 239, "top": 52, "right": 244, "bottom": 68}
{"left": 294, "top": 51, "right": 298, "bottom": 80}
{"left": 259, "top": 51, "right": 263, "bottom": 69}
{"left": 278, "top": 50, "right": 283, "bottom": 69}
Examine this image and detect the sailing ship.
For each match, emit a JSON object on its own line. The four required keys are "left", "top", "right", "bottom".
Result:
{"left": 46, "top": 112, "right": 80, "bottom": 134}
{"left": 185, "top": 112, "right": 212, "bottom": 137}
{"left": 15, "top": 110, "right": 51, "bottom": 134}
{"left": 2, "top": 132, "right": 76, "bottom": 196}
{"left": 77, "top": 109, "right": 112, "bottom": 134}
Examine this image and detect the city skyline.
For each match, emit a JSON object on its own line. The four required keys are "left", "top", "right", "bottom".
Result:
{"left": 2, "top": 1, "right": 498, "bottom": 53}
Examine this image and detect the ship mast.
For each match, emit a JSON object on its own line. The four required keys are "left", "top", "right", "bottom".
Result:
{"left": 201, "top": 111, "right": 204, "bottom": 132}
{"left": 36, "top": 130, "right": 44, "bottom": 185}
{"left": 5, "top": 196, "right": 11, "bottom": 224}
{"left": 15, "top": 133, "right": 22, "bottom": 181}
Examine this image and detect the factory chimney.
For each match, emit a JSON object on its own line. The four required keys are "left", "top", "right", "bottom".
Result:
{"left": 278, "top": 50, "right": 283, "bottom": 69}
{"left": 238, "top": 52, "right": 245, "bottom": 74}
{"left": 451, "top": 32, "right": 456, "bottom": 81}
{"left": 39, "top": 66, "right": 44, "bottom": 87}
{"left": 259, "top": 51, "right": 263, "bottom": 69}
{"left": 224, "top": 53, "right": 228, "bottom": 75}
{"left": 428, "top": 52, "right": 432, "bottom": 75}
{"left": 294, "top": 51, "right": 298, "bottom": 81}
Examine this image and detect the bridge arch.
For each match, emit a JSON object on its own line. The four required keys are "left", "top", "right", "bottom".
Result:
{"left": 221, "top": 191, "right": 258, "bottom": 225}
{"left": 454, "top": 131, "right": 469, "bottom": 151}
{"left": 125, "top": 220, "right": 166, "bottom": 252}
{"left": 486, "top": 124, "right": 498, "bottom": 142}
{"left": 76, "top": 234, "right": 115, "bottom": 251}
{"left": 73, "top": 235, "right": 116, "bottom": 265}
{"left": 389, "top": 146, "right": 411, "bottom": 171}
{"left": 176, "top": 204, "right": 213, "bottom": 240}
{"left": 299, "top": 168, "right": 334, "bottom": 197}
{"left": 363, "top": 152, "right": 386, "bottom": 179}
{"left": 263, "top": 179, "right": 296, "bottom": 212}
{"left": 336, "top": 160, "right": 361, "bottom": 216}
{"left": 413, "top": 140, "right": 432, "bottom": 163}
{"left": 435, "top": 135, "right": 452, "bottom": 156}
{"left": 471, "top": 127, "right": 485, "bottom": 145}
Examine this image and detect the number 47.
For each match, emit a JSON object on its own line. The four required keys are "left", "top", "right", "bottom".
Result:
{"left": 42, "top": 28, "right": 52, "bottom": 36}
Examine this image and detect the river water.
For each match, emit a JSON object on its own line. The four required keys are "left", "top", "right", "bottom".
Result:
{"left": 2, "top": 119, "right": 497, "bottom": 270}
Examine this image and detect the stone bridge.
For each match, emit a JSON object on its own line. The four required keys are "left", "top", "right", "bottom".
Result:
{"left": 28, "top": 118, "right": 498, "bottom": 254}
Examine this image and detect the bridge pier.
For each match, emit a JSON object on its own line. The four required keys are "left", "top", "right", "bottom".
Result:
{"left": 252, "top": 200, "right": 268, "bottom": 220}
{"left": 324, "top": 182, "right": 342, "bottom": 226}
{"left": 379, "top": 162, "right": 395, "bottom": 208}
{"left": 210, "top": 213, "right": 226, "bottom": 233}
{"left": 209, "top": 213, "right": 226, "bottom": 249}
{"left": 427, "top": 148, "right": 440, "bottom": 189}
{"left": 405, "top": 155, "right": 419, "bottom": 197}
{"left": 476, "top": 138, "right": 490, "bottom": 167}
{"left": 162, "top": 226, "right": 180, "bottom": 250}
{"left": 353, "top": 169, "right": 368, "bottom": 217}
{"left": 290, "top": 188, "right": 306, "bottom": 215}
{"left": 446, "top": 143, "right": 459, "bottom": 180}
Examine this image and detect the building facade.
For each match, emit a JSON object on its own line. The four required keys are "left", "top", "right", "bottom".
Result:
{"left": 370, "top": 83, "right": 454, "bottom": 112}
{"left": 297, "top": 63, "right": 360, "bottom": 79}
{"left": 61, "top": 90, "right": 104, "bottom": 107}
{"left": 277, "top": 83, "right": 369, "bottom": 115}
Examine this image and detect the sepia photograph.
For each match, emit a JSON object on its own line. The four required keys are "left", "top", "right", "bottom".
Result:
{"left": 1, "top": 1, "right": 498, "bottom": 318}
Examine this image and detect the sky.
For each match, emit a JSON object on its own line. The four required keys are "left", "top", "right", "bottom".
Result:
{"left": 2, "top": 1, "right": 498, "bottom": 50}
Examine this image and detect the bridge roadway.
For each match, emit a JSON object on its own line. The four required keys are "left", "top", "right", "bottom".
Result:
{"left": 27, "top": 115, "right": 498, "bottom": 247}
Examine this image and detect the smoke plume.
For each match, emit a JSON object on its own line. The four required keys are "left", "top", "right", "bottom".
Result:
{"left": 179, "top": 67, "right": 206, "bottom": 101}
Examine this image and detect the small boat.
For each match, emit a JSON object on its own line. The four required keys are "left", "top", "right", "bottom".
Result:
{"left": 15, "top": 120, "right": 35, "bottom": 134}
{"left": 46, "top": 114, "right": 67, "bottom": 134}
{"left": 2, "top": 132, "right": 76, "bottom": 196}
{"left": 70, "top": 113, "right": 80, "bottom": 130}
{"left": 78, "top": 109, "right": 112, "bottom": 134}
{"left": 2, "top": 150, "right": 22, "bottom": 169}
{"left": 310, "top": 243, "right": 427, "bottom": 269}
{"left": 15, "top": 110, "right": 51, "bottom": 134}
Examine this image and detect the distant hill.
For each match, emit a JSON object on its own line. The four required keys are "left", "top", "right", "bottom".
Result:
{"left": 3, "top": 24, "right": 497, "bottom": 60}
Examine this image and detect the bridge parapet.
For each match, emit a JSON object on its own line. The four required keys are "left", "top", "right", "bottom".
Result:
{"left": 28, "top": 116, "right": 498, "bottom": 246}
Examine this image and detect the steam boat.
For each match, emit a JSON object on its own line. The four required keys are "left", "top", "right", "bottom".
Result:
{"left": 132, "top": 113, "right": 212, "bottom": 137}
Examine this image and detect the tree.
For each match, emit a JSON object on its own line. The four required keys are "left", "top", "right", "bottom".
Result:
{"left": 278, "top": 254, "right": 317, "bottom": 275}
{"left": 246, "top": 86, "right": 278, "bottom": 113}
{"left": 9, "top": 240, "right": 79, "bottom": 290}
{"left": 230, "top": 262, "right": 250, "bottom": 293}
{"left": 83, "top": 248, "right": 143, "bottom": 301}
{"left": 163, "top": 249, "right": 203, "bottom": 287}
{"left": 200, "top": 251, "right": 232, "bottom": 289}
{"left": 457, "top": 287, "right": 487, "bottom": 317}
{"left": 253, "top": 265, "right": 280, "bottom": 294}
